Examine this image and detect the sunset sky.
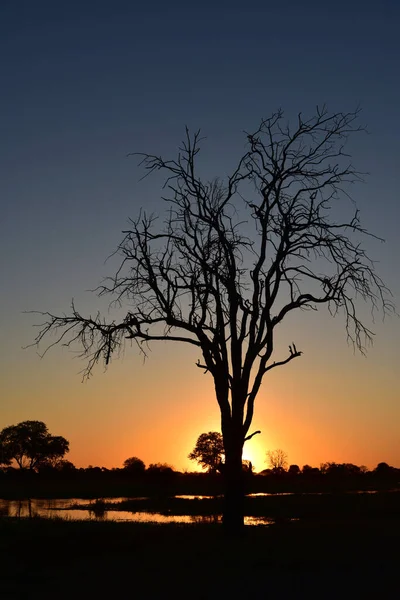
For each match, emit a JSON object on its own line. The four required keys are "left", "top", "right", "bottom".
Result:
{"left": 1, "top": 0, "right": 399, "bottom": 473}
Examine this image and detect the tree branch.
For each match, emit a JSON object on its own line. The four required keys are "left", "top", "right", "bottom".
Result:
{"left": 29, "top": 107, "right": 394, "bottom": 448}
{"left": 244, "top": 430, "right": 261, "bottom": 443}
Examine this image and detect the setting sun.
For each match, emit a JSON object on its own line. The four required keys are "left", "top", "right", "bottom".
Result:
{"left": 242, "top": 437, "right": 266, "bottom": 473}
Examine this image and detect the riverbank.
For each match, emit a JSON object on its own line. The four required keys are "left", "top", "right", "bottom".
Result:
{"left": 1, "top": 469, "right": 398, "bottom": 500}
{"left": 87, "top": 489, "right": 400, "bottom": 519}
{"left": 2, "top": 490, "right": 399, "bottom": 523}
{"left": 1, "top": 517, "right": 399, "bottom": 598}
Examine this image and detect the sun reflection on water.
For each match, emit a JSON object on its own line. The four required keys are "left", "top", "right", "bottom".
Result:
{"left": 0, "top": 498, "right": 280, "bottom": 526}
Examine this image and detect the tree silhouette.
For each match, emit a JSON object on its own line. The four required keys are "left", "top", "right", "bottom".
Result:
{"left": 38, "top": 458, "right": 76, "bottom": 472}
{"left": 123, "top": 456, "right": 146, "bottom": 474}
{"left": 189, "top": 432, "right": 225, "bottom": 473}
{"left": 266, "top": 449, "right": 288, "bottom": 472}
{"left": 320, "top": 462, "right": 362, "bottom": 477}
{"left": 146, "top": 463, "right": 176, "bottom": 480}
{"left": 0, "top": 421, "right": 69, "bottom": 470}
{"left": 30, "top": 107, "right": 393, "bottom": 532}
{"left": 288, "top": 464, "right": 301, "bottom": 476}
{"left": 375, "top": 462, "right": 393, "bottom": 477}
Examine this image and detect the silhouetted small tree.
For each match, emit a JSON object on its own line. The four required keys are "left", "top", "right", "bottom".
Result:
{"left": 31, "top": 107, "right": 394, "bottom": 532}
{"left": 189, "top": 432, "right": 224, "bottom": 473}
{"left": 266, "top": 449, "right": 288, "bottom": 473}
{"left": 38, "top": 458, "right": 76, "bottom": 472}
{"left": 147, "top": 462, "right": 175, "bottom": 474}
{"left": 375, "top": 462, "right": 393, "bottom": 477}
{"left": 288, "top": 464, "right": 300, "bottom": 476}
{"left": 321, "top": 462, "right": 362, "bottom": 477}
{"left": 0, "top": 421, "right": 69, "bottom": 470}
{"left": 302, "top": 465, "right": 320, "bottom": 476}
{"left": 123, "top": 456, "right": 146, "bottom": 474}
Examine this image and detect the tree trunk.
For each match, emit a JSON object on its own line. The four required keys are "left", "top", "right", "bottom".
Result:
{"left": 223, "top": 440, "right": 245, "bottom": 534}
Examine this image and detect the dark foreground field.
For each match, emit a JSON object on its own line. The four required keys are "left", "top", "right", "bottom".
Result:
{"left": 1, "top": 516, "right": 399, "bottom": 599}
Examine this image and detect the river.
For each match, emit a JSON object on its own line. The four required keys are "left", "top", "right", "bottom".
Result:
{"left": 0, "top": 497, "right": 277, "bottom": 526}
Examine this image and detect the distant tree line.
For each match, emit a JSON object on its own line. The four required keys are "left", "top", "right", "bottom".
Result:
{"left": 3, "top": 456, "right": 395, "bottom": 480}
{"left": 1, "top": 423, "right": 398, "bottom": 494}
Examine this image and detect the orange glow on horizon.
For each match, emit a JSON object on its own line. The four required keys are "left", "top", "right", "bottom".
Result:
{"left": 2, "top": 320, "right": 400, "bottom": 473}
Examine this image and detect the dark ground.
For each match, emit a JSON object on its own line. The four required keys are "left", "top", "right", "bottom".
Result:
{"left": 1, "top": 516, "right": 399, "bottom": 599}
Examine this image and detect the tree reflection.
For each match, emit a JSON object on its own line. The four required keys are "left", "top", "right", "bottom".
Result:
{"left": 88, "top": 498, "right": 108, "bottom": 520}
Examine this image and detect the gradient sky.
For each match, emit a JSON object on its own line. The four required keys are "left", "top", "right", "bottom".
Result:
{"left": 1, "top": 0, "right": 399, "bottom": 472}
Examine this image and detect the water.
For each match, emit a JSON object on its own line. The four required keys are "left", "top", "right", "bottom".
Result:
{"left": 0, "top": 498, "right": 276, "bottom": 526}
{"left": 2, "top": 490, "right": 388, "bottom": 525}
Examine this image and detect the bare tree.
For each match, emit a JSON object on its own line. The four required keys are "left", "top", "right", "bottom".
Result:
{"left": 30, "top": 106, "right": 393, "bottom": 532}
{"left": 266, "top": 449, "right": 288, "bottom": 472}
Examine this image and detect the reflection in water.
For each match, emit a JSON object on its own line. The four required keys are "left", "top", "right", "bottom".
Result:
{"left": 0, "top": 498, "right": 279, "bottom": 526}
{"left": 2, "top": 492, "right": 388, "bottom": 525}
{"left": 248, "top": 490, "right": 385, "bottom": 497}
{"left": 175, "top": 495, "right": 222, "bottom": 500}
{"left": 249, "top": 492, "right": 296, "bottom": 497}
{"left": 244, "top": 516, "right": 275, "bottom": 526}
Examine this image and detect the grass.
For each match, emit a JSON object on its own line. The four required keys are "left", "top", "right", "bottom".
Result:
{"left": 1, "top": 515, "right": 399, "bottom": 599}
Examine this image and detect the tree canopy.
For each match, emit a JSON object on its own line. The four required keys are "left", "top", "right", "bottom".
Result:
{"left": 188, "top": 432, "right": 225, "bottom": 473}
{"left": 0, "top": 421, "right": 69, "bottom": 470}
{"left": 123, "top": 456, "right": 146, "bottom": 473}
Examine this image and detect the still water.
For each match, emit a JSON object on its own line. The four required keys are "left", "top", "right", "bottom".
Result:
{"left": 0, "top": 497, "right": 275, "bottom": 526}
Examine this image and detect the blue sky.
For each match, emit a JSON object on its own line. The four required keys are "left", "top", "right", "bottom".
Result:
{"left": 1, "top": 0, "right": 399, "bottom": 470}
